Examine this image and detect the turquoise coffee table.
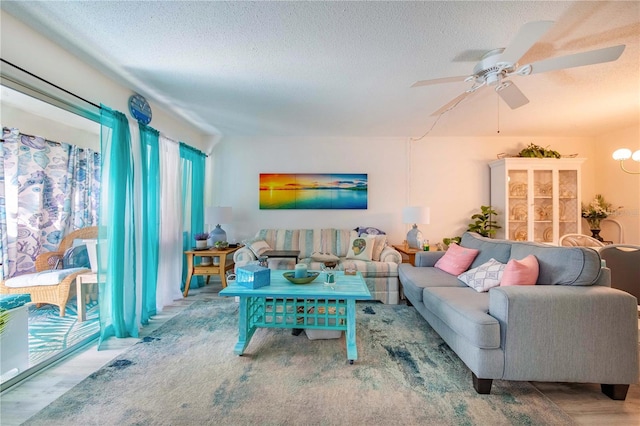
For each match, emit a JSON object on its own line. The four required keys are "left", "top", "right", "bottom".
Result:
{"left": 219, "top": 270, "right": 372, "bottom": 364}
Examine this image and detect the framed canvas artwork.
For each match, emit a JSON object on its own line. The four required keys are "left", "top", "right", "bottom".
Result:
{"left": 259, "top": 173, "right": 367, "bottom": 209}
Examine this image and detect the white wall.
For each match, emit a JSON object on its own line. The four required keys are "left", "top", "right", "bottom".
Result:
{"left": 212, "top": 135, "right": 601, "bottom": 246}
{"left": 210, "top": 136, "right": 407, "bottom": 243}
{"left": 0, "top": 11, "right": 207, "bottom": 151}
{"left": 594, "top": 125, "right": 640, "bottom": 244}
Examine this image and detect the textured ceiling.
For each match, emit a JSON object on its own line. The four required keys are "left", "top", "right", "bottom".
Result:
{"left": 2, "top": 1, "right": 639, "bottom": 140}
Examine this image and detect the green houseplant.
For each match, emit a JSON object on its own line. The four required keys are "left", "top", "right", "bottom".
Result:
{"left": 467, "top": 205, "right": 501, "bottom": 238}
{"left": 442, "top": 236, "right": 461, "bottom": 249}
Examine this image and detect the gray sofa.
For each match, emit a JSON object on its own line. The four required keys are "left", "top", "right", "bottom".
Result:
{"left": 398, "top": 232, "right": 639, "bottom": 400}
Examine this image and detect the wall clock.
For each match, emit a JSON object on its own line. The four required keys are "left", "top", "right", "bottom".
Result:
{"left": 128, "top": 94, "right": 152, "bottom": 125}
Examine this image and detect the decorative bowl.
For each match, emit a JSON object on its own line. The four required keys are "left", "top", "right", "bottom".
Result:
{"left": 282, "top": 271, "right": 320, "bottom": 285}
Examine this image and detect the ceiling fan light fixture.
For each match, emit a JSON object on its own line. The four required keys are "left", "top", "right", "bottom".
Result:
{"left": 612, "top": 148, "right": 640, "bottom": 175}
{"left": 612, "top": 148, "right": 632, "bottom": 161}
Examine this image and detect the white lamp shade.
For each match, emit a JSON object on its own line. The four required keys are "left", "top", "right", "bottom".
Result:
{"left": 402, "top": 206, "right": 430, "bottom": 225}
{"left": 206, "top": 206, "right": 232, "bottom": 226}
{"left": 632, "top": 150, "right": 640, "bottom": 162}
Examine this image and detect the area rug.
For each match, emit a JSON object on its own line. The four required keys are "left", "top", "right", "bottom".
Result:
{"left": 24, "top": 297, "right": 574, "bottom": 425}
{"left": 28, "top": 299, "right": 99, "bottom": 366}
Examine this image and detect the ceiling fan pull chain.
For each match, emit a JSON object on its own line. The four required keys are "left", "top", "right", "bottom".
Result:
{"left": 497, "top": 94, "right": 500, "bottom": 134}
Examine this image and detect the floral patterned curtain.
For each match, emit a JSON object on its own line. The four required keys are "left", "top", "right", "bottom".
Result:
{"left": 0, "top": 127, "right": 101, "bottom": 279}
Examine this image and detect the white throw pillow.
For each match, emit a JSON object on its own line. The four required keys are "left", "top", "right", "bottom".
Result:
{"left": 361, "top": 234, "right": 387, "bottom": 261}
{"left": 346, "top": 235, "right": 375, "bottom": 261}
{"left": 457, "top": 258, "right": 506, "bottom": 292}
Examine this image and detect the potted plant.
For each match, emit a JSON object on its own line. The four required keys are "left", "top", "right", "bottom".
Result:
{"left": 213, "top": 240, "right": 229, "bottom": 249}
{"left": 442, "top": 236, "right": 461, "bottom": 249}
{"left": 581, "top": 194, "right": 620, "bottom": 241}
{"left": 194, "top": 232, "right": 209, "bottom": 249}
{"left": 467, "top": 205, "right": 501, "bottom": 238}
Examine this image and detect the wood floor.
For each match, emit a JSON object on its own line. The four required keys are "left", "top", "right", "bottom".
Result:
{"left": 1, "top": 282, "right": 639, "bottom": 425}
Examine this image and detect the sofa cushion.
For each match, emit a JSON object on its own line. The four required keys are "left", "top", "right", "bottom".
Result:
{"left": 243, "top": 239, "right": 272, "bottom": 257}
{"left": 256, "top": 229, "right": 319, "bottom": 258}
{"left": 423, "top": 287, "right": 501, "bottom": 349}
{"left": 434, "top": 243, "right": 479, "bottom": 275}
{"left": 501, "top": 255, "right": 539, "bottom": 286}
{"left": 398, "top": 264, "right": 464, "bottom": 303}
{"left": 310, "top": 252, "right": 340, "bottom": 263}
{"left": 319, "top": 229, "right": 353, "bottom": 258}
{"left": 343, "top": 259, "right": 398, "bottom": 278}
{"left": 460, "top": 232, "right": 512, "bottom": 268}
{"left": 458, "top": 258, "right": 506, "bottom": 292}
{"left": 510, "top": 244, "right": 600, "bottom": 286}
{"left": 5, "top": 267, "right": 87, "bottom": 288}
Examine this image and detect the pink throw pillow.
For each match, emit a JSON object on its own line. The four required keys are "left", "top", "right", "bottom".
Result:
{"left": 501, "top": 255, "right": 539, "bottom": 286}
{"left": 434, "top": 243, "right": 479, "bottom": 275}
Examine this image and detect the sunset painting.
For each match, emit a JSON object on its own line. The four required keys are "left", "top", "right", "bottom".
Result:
{"left": 259, "top": 173, "right": 368, "bottom": 209}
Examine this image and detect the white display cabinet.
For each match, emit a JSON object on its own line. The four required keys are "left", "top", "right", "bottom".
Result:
{"left": 489, "top": 158, "right": 585, "bottom": 245}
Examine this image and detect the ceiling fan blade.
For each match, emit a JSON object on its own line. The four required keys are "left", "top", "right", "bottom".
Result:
{"left": 527, "top": 44, "right": 625, "bottom": 74}
{"left": 496, "top": 81, "right": 529, "bottom": 109}
{"left": 500, "top": 21, "right": 555, "bottom": 65}
{"left": 430, "top": 91, "right": 474, "bottom": 116}
{"left": 411, "top": 76, "right": 468, "bottom": 88}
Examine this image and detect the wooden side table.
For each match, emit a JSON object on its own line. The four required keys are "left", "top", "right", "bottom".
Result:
{"left": 183, "top": 246, "right": 241, "bottom": 296}
{"left": 392, "top": 244, "right": 422, "bottom": 266}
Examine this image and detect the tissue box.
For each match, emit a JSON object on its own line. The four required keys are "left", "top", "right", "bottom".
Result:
{"left": 236, "top": 265, "right": 270, "bottom": 289}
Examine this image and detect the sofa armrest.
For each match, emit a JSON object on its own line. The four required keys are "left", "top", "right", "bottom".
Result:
{"left": 489, "top": 285, "right": 639, "bottom": 384}
{"left": 233, "top": 247, "right": 256, "bottom": 265}
{"left": 414, "top": 251, "right": 446, "bottom": 267}
{"left": 380, "top": 247, "right": 402, "bottom": 264}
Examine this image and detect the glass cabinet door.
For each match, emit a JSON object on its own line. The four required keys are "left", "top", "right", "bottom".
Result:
{"left": 507, "top": 169, "right": 528, "bottom": 241}
{"left": 533, "top": 170, "right": 553, "bottom": 243}
{"left": 558, "top": 169, "right": 579, "bottom": 237}
{"left": 491, "top": 158, "right": 584, "bottom": 244}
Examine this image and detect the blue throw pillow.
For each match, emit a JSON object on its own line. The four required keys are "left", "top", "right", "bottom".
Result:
{"left": 62, "top": 245, "right": 90, "bottom": 269}
{"left": 356, "top": 226, "right": 386, "bottom": 236}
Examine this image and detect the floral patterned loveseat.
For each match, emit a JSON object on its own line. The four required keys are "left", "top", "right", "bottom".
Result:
{"left": 233, "top": 228, "right": 402, "bottom": 304}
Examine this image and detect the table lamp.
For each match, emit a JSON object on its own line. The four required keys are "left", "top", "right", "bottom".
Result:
{"left": 206, "top": 206, "right": 232, "bottom": 243}
{"left": 402, "top": 206, "right": 430, "bottom": 249}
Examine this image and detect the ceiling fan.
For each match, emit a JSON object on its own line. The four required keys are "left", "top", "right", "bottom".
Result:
{"left": 412, "top": 21, "right": 626, "bottom": 116}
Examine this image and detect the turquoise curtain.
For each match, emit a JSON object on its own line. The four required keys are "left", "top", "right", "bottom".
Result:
{"left": 179, "top": 143, "right": 206, "bottom": 290}
{"left": 99, "top": 105, "right": 137, "bottom": 344}
{"left": 139, "top": 124, "right": 160, "bottom": 324}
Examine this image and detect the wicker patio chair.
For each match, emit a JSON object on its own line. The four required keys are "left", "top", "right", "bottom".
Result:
{"left": 0, "top": 226, "right": 98, "bottom": 317}
{"left": 558, "top": 233, "right": 606, "bottom": 248}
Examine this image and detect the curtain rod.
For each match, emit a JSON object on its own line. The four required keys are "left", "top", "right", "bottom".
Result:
{"left": 2, "top": 59, "right": 206, "bottom": 156}
{"left": 1, "top": 58, "right": 101, "bottom": 110}
{"left": 0, "top": 127, "right": 95, "bottom": 151}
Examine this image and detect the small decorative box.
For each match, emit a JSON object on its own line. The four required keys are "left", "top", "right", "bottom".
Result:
{"left": 236, "top": 265, "right": 270, "bottom": 289}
